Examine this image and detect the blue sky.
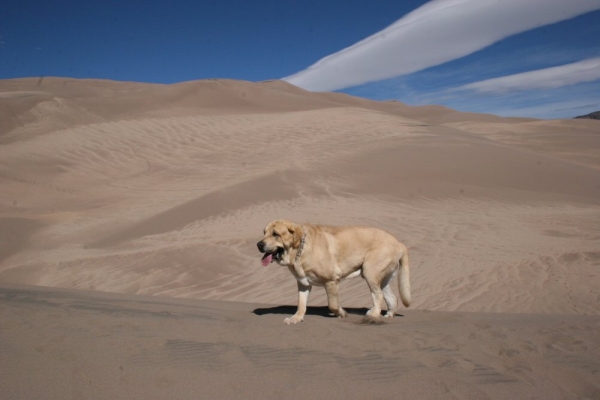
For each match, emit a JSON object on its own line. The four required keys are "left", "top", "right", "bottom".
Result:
{"left": 2, "top": 0, "right": 600, "bottom": 119}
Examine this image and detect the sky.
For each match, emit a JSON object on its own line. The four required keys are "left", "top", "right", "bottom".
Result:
{"left": 2, "top": 0, "right": 600, "bottom": 119}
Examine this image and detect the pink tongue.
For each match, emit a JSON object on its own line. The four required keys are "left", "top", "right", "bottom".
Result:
{"left": 261, "top": 254, "right": 273, "bottom": 266}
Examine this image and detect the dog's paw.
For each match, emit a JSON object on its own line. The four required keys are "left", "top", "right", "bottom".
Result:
{"left": 366, "top": 308, "right": 382, "bottom": 318}
{"left": 384, "top": 312, "right": 395, "bottom": 318}
{"left": 284, "top": 315, "right": 304, "bottom": 325}
{"left": 336, "top": 308, "right": 348, "bottom": 318}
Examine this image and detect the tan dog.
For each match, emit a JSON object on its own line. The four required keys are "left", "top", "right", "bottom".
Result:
{"left": 257, "top": 219, "right": 411, "bottom": 324}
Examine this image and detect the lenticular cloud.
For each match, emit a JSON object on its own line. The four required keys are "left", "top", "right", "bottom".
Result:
{"left": 455, "top": 57, "right": 600, "bottom": 94}
{"left": 283, "top": 0, "right": 600, "bottom": 92}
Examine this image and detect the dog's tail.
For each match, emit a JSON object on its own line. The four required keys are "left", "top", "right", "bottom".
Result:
{"left": 398, "top": 246, "right": 411, "bottom": 307}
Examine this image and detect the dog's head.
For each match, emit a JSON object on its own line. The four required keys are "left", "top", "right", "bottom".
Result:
{"left": 257, "top": 219, "right": 302, "bottom": 266}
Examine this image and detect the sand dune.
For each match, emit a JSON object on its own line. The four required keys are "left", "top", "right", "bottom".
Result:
{"left": 1, "top": 77, "right": 599, "bottom": 397}
{"left": 1, "top": 284, "right": 599, "bottom": 399}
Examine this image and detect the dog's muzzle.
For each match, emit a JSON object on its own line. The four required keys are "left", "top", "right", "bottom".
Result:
{"left": 257, "top": 241, "right": 284, "bottom": 266}
{"left": 257, "top": 241, "right": 266, "bottom": 253}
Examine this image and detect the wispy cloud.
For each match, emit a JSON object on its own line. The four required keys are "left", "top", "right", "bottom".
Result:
{"left": 283, "top": 0, "right": 600, "bottom": 92}
{"left": 489, "top": 98, "right": 600, "bottom": 119}
{"left": 454, "top": 57, "right": 600, "bottom": 94}
{"left": 425, "top": 78, "right": 600, "bottom": 119}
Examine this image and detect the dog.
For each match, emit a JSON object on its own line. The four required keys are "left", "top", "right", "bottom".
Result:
{"left": 257, "top": 219, "right": 411, "bottom": 324}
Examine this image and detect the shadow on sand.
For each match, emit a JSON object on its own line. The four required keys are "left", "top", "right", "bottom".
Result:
{"left": 253, "top": 305, "right": 403, "bottom": 318}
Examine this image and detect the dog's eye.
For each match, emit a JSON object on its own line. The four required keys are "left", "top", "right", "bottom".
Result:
{"left": 273, "top": 232, "right": 280, "bottom": 238}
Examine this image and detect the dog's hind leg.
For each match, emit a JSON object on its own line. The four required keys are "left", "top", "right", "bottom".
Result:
{"left": 324, "top": 281, "right": 348, "bottom": 318}
{"left": 365, "top": 280, "right": 384, "bottom": 318}
{"left": 363, "top": 255, "right": 396, "bottom": 318}
{"left": 382, "top": 269, "right": 398, "bottom": 318}
{"left": 363, "top": 269, "right": 385, "bottom": 318}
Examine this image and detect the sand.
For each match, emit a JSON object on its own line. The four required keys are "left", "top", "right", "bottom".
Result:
{"left": 1, "top": 77, "right": 599, "bottom": 398}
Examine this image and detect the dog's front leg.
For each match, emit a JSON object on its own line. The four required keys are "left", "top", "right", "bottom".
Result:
{"left": 284, "top": 282, "right": 312, "bottom": 325}
{"left": 324, "top": 281, "right": 348, "bottom": 318}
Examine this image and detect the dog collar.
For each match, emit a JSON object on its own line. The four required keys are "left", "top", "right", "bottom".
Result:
{"left": 294, "top": 232, "right": 306, "bottom": 265}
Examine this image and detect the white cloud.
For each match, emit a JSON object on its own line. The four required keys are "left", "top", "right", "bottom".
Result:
{"left": 283, "top": 0, "right": 600, "bottom": 92}
{"left": 454, "top": 58, "right": 600, "bottom": 93}
{"left": 488, "top": 99, "right": 600, "bottom": 119}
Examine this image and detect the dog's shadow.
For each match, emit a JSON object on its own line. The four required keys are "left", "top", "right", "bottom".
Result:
{"left": 253, "top": 305, "right": 404, "bottom": 318}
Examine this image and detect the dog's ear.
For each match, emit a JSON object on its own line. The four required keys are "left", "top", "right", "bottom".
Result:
{"left": 288, "top": 224, "right": 302, "bottom": 248}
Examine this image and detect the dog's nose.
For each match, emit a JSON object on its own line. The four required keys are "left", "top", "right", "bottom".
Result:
{"left": 257, "top": 241, "right": 265, "bottom": 252}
